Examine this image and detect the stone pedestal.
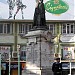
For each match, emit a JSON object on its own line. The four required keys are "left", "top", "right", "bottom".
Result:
{"left": 25, "top": 30, "right": 54, "bottom": 75}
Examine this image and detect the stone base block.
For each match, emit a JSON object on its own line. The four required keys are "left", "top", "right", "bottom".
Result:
{"left": 25, "top": 69, "right": 41, "bottom": 75}
{"left": 41, "top": 69, "right": 53, "bottom": 75}
{"left": 25, "top": 69, "right": 53, "bottom": 75}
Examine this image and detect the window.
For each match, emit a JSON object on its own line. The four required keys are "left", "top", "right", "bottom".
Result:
{"left": 19, "top": 23, "right": 26, "bottom": 34}
{"left": 0, "top": 24, "right": 3, "bottom": 33}
{"left": 27, "top": 24, "right": 32, "bottom": 32}
{"left": 47, "top": 24, "right": 55, "bottom": 34}
{"left": 19, "top": 23, "right": 32, "bottom": 34}
{"left": 0, "top": 23, "right": 13, "bottom": 34}
{"left": 62, "top": 24, "right": 66, "bottom": 33}
{"left": 62, "top": 23, "right": 75, "bottom": 34}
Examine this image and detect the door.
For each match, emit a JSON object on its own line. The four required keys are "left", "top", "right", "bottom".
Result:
{"left": 11, "top": 69, "right": 18, "bottom": 75}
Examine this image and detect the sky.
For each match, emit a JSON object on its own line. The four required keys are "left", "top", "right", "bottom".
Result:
{"left": 0, "top": 0, "right": 75, "bottom": 20}
{"left": 0, "top": 0, "right": 7, "bottom": 4}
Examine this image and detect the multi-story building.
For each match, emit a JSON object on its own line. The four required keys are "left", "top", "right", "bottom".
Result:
{"left": 0, "top": 20, "right": 75, "bottom": 75}
{"left": 0, "top": 20, "right": 32, "bottom": 75}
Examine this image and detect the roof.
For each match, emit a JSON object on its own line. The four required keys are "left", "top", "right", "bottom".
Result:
{"left": 0, "top": 19, "right": 75, "bottom": 23}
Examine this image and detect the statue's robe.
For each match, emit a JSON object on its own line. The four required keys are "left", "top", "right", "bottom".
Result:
{"left": 33, "top": 2, "right": 46, "bottom": 28}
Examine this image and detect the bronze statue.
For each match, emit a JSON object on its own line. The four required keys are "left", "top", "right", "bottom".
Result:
{"left": 33, "top": 0, "right": 47, "bottom": 29}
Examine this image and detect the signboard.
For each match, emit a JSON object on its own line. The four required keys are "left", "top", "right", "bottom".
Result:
{"left": 60, "top": 35, "right": 75, "bottom": 42}
{"left": 0, "top": 46, "right": 10, "bottom": 61}
{"left": 44, "top": 0, "right": 69, "bottom": 14}
{"left": 63, "top": 47, "right": 75, "bottom": 59}
{"left": 0, "top": 0, "right": 75, "bottom": 20}
{"left": 21, "top": 63, "right": 26, "bottom": 70}
{"left": 62, "top": 63, "right": 75, "bottom": 69}
{"left": 7, "top": 63, "right": 21, "bottom": 69}
{"left": 11, "top": 64, "right": 18, "bottom": 69}
{"left": 62, "top": 63, "right": 69, "bottom": 69}
{"left": 1, "top": 63, "right": 6, "bottom": 70}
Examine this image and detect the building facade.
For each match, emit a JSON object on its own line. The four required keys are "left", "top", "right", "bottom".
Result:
{"left": 0, "top": 20, "right": 75, "bottom": 75}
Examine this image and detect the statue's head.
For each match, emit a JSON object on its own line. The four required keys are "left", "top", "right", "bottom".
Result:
{"left": 39, "top": 0, "right": 43, "bottom": 3}
{"left": 36, "top": 0, "right": 43, "bottom": 3}
{"left": 39, "top": 0, "right": 41, "bottom": 3}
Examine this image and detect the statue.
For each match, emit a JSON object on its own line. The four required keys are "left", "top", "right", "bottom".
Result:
{"left": 33, "top": 0, "right": 47, "bottom": 29}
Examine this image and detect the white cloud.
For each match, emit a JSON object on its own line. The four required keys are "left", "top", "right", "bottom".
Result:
{"left": 0, "top": 2, "right": 9, "bottom": 19}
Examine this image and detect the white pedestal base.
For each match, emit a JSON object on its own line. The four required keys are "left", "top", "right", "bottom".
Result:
{"left": 25, "top": 30, "right": 54, "bottom": 75}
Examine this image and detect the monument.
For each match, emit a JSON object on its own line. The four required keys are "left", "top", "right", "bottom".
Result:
{"left": 25, "top": 0, "right": 54, "bottom": 75}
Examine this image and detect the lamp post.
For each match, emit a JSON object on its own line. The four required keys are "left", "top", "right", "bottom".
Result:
{"left": 68, "top": 51, "right": 72, "bottom": 75}
{"left": 0, "top": 52, "right": 1, "bottom": 75}
{"left": 39, "top": 34, "right": 41, "bottom": 70}
{"left": 18, "top": 50, "right": 20, "bottom": 75}
{"left": 9, "top": 47, "right": 11, "bottom": 75}
{"left": 17, "top": 45, "right": 20, "bottom": 75}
